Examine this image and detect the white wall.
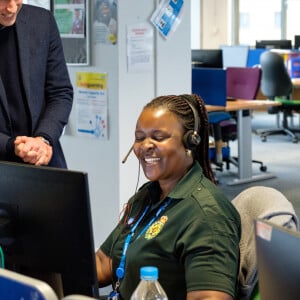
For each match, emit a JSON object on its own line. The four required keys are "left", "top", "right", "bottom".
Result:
{"left": 61, "top": 0, "right": 191, "bottom": 248}
{"left": 191, "top": 0, "right": 201, "bottom": 49}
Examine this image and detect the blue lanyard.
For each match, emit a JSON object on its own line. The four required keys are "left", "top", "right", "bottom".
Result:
{"left": 115, "top": 197, "right": 172, "bottom": 280}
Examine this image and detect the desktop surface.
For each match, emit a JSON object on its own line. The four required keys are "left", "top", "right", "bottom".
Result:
{"left": 255, "top": 219, "right": 300, "bottom": 300}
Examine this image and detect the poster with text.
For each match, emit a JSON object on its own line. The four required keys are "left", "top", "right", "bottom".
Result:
{"left": 75, "top": 72, "right": 108, "bottom": 139}
{"left": 54, "top": 0, "right": 85, "bottom": 38}
{"left": 93, "top": 0, "right": 118, "bottom": 45}
{"left": 127, "top": 22, "right": 154, "bottom": 73}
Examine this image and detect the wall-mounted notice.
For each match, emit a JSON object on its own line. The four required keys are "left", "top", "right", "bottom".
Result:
{"left": 127, "top": 22, "right": 154, "bottom": 73}
{"left": 151, "top": 0, "right": 185, "bottom": 39}
{"left": 93, "top": 0, "right": 118, "bottom": 45}
{"left": 75, "top": 72, "right": 108, "bottom": 139}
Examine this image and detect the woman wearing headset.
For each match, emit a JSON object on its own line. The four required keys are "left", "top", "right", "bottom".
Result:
{"left": 96, "top": 94, "right": 241, "bottom": 300}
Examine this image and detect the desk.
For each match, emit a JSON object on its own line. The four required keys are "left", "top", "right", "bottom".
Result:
{"left": 207, "top": 100, "right": 281, "bottom": 185}
{"left": 291, "top": 78, "right": 300, "bottom": 88}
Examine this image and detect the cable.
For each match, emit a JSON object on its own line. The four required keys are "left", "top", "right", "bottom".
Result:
{"left": 0, "top": 246, "right": 5, "bottom": 268}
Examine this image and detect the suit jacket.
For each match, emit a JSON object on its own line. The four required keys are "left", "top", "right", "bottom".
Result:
{"left": 0, "top": 4, "right": 73, "bottom": 168}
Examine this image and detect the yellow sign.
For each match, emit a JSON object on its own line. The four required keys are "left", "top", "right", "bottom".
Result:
{"left": 76, "top": 72, "right": 107, "bottom": 90}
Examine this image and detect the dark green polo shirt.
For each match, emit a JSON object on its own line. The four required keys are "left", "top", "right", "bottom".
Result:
{"left": 101, "top": 162, "right": 241, "bottom": 300}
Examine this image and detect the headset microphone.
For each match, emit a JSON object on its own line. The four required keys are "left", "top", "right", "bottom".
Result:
{"left": 122, "top": 145, "right": 134, "bottom": 164}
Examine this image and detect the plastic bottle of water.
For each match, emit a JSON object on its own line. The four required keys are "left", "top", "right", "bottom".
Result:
{"left": 130, "top": 266, "right": 168, "bottom": 300}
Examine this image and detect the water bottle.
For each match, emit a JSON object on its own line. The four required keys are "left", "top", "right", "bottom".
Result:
{"left": 130, "top": 266, "right": 168, "bottom": 300}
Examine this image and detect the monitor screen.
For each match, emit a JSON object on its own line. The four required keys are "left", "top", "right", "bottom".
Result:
{"left": 255, "top": 219, "right": 300, "bottom": 300}
{"left": 0, "top": 161, "right": 99, "bottom": 298}
{"left": 191, "top": 49, "right": 223, "bottom": 68}
{"left": 255, "top": 39, "right": 292, "bottom": 49}
{"left": 294, "top": 35, "right": 300, "bottom": 50}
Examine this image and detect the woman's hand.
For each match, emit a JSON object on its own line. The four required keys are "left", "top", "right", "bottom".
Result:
{"left": 95, "top": 249, "right": 113, "bottom": 287}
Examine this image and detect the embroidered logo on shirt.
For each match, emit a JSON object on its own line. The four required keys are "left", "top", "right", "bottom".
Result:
{"left": 145, "top": 215, "right": 168, "bottom": 240}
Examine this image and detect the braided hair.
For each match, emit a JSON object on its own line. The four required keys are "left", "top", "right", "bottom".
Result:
{"left": 120, "top": 94, "right": 215, "bottom": 227}
{"left": 144, "top": 94, "right": 215, "bottom": 183}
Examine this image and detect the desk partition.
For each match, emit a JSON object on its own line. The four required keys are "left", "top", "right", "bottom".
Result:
{"left": 247, "top": 49, "right": 268, "bottom": 67}
{"left": 221, "top": 45, "right": 249, "bottom": 68}
{"left": 191, "top": 67, "right": 226, "bottom": 106}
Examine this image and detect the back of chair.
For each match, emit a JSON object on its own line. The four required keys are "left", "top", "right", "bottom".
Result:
{"left": 260, "top": 51, "right": 293, "bottom": 99}
{"left": 226, "top": 67, "right": 261, "bottom": 100}
{"left": 232, "top": 186, "right": 299, "bottom": 300}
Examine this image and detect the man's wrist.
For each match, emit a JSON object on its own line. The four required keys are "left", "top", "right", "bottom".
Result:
{"left": 38, "top": 136, "right": 51, "bottom": 146}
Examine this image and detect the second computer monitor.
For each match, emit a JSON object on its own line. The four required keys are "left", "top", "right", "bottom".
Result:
{"left": 255, "top": 39, "right": 292, "bottom": 49}
{"left": 255, "top": 219, "right": 300, "bottom": 300}
{"left": 191, "top": 49, "right": 223, "bottom": 68}
{"left": 294, "top": 35, "right": 300, "bottom": 50}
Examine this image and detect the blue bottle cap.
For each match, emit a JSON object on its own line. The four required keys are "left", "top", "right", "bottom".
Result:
{"left": 140, "top": 266, "right": 158, "bottom": 280}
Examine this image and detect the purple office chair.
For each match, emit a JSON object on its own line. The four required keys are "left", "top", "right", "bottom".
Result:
{"left": 226, "top": 67, "right": 261, "bottom": 100}
{"left": 220, "top": 67, "right": 267, "bottom": 172}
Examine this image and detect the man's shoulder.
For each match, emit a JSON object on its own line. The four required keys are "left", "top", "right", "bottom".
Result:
{"left": 19, "top": 4, "right": 51, "bottom": 19}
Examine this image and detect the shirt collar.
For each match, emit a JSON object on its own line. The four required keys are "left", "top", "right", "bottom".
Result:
{"left": 145, "top": 162, "right": 204, "bottom": 201}
{"left": 168, "top": 162, "right": 204, "bottom": 200}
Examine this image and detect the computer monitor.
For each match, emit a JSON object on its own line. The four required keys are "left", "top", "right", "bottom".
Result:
{"left": 0, "top": 161, "right": 99, "bottom": 298}
{"left": 294, "top": 35, "right": 300, "bottom": 50}
{"left": 255, "top": 39, "right": 292, "bottom": 50}
{"left": 255, "top": 219, "right": 300, "bottom": 300}
{"left": 191, "top": 49, "right": 223, "bottom": 68}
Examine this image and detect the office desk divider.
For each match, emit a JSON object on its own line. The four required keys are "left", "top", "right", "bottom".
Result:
{"left": 221, "top": 45, "right": 249, "bottom": 68}
{"left": 192, "top": 67, "right": 230, "bottom": 169}
{"left": 246, "top": 49, "right": 268, "bottom": 67}
{"left": 192, "top": 67, "right": 227, "bottom": 106}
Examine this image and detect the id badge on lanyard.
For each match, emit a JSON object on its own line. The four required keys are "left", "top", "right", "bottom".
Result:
{"left": 107, "top": 290, "right": 120, "bottom": 300}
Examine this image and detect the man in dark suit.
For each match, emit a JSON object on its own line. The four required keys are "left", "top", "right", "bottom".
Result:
{"left": 0, "top": 0, "right": 73, "bottom": 168}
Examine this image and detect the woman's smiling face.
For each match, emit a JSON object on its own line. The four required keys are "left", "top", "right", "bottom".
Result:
{"left": 133, "top": 107, "right": 193, "bottom": 186}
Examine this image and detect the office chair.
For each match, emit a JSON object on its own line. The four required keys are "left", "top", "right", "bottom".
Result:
{"left": 220, "top": 67, "right": 267, "bottom": 172}
{"left": 257, "top": 51, "right": 300, "bottom": 143}
{"left": 232, "top": 186, "right": 299, "bottom": 300}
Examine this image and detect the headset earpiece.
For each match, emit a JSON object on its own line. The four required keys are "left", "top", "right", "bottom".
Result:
{"left": 183, "top": 130, "right": 201, "bottom": 149}
{"left": 181, "top": 95, "right": 201, "bottom": 149}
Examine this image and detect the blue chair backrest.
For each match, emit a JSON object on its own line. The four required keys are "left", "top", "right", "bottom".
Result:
{"left": 192, "top": 67, "right": 227, "bottom": 106}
